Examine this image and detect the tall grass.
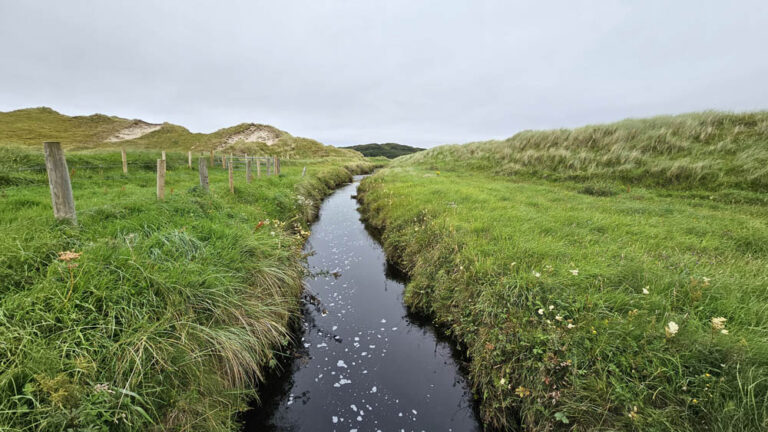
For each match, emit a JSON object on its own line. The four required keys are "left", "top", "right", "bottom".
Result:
{"left": 0, "top": 147, "right": 371, "bottom": 431}
{"left": 402, "top": 111, "right": 768, "bottom": 192}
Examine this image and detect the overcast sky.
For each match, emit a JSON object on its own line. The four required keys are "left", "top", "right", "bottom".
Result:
{"left": 1, "top": 1, "right": 767, "bottom": 148}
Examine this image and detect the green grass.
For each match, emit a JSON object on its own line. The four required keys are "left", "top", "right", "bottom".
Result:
{"left": 0, "top": 146, "right": 372, "bottom": 431}
{"left": 358, "top": 111, "right": 768, "bottom": 431}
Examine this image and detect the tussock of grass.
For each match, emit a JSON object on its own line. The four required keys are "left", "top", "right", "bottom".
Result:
{"left": 0, "top": 147, "right": 371, "bottom": 431}
{"left": 359, "top": 111, "right": 768, "bottom": 431}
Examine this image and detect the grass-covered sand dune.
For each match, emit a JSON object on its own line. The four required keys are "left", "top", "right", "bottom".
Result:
{"left": 0, "top": 107, "right": 362, "bottom": 159}
{"left": 358, "top": 111, "right": 768, "bottom": 431}
{"left": 0, "top": 146, "right": 374, "bottom": 431}
{"left": 406, "top": 111, "right": 768, "bottom": 193}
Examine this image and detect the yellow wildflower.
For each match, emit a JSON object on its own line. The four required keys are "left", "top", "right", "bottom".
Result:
{"left": 711, "top": 317, "right": 727, "bottom": 331}
{"left": 515, "top": 386, "right": 531, "bottom": 398}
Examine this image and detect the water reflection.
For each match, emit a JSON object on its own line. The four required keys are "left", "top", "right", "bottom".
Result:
{"left": 241, "top": 177, "right": 481, "bottom": 431}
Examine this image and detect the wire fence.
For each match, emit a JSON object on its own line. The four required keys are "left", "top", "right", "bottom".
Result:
{"left": 8, "top": 162, "right": 162, "bottom": 172}
{"left": 1, "top": 155, "right": 279, "bottom": 174}
{"left": 11, "top": 144, "right": 290, "bottom": 223}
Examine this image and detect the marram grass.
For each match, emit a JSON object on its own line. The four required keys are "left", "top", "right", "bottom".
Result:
{"left": 401, "top": 111, "right": 768, "bottom": 193}
{"left": 0, "top": 147, "right": 372, "bottom": 431}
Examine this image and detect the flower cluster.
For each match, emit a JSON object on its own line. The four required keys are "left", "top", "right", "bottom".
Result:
{"left": 297, "top": 195, "right": 314, "bottom": 208}
{"left": 293, "top": 222, "right": 311, "bottom": 240}
{"left": 536, "top": 304, "right": 576, "bottom": 329}
{"left": 93, "top": 383, "right": 114, "bottom": 394}
{"left": 665, "top": 321, "right": 679, "bottom": 338}
{"left": 58, "top": 250, "right": 81, "bottom": 263}
{"left": 711, "top": 317, "right": 728, "bottom": 335}
{"left": 515, "top": 386, "right": 531, "bottom": 398}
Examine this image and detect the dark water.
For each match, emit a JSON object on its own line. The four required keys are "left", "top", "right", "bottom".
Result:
{"left": 242, "top": 176, "right": 480, "bottom": 432}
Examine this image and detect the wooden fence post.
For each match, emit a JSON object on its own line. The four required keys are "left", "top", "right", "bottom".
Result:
{"left": 222, "top": 155, "right": 226, "bottom": 169}
{"left": 198, "top": 157, "right": 209, "bottom": 192}
{"left": 156, "top": 159, "right": 166, "bottom": 201}
{"left": 302, "top": 166, "right": 307, "bottom": 177}
{"left": 161, "top": 151, "right": 166, "bottom": 161}
{"left": 209, "top": 149, "right": 214, "bottom": 167}
{"left": 246, "top": 155, "right": 252, "bottom": 183}
{"left": 267, "top": 157, "right": 272, "bottom": 176}
{"left": 228, "top": 154, "right": 234, "bottom": 193}
{"left": 188, "top": 151, "right": 192, "bottom": 168}
{"left": 273, "top": 156, "right": 278, "bottom": 176}
{"left": 256, "top": 158, "right": 261, "bottom": 178}
{"left": 43, "top": 142, "right": 77, "bottom": 224}
{"left": 121, "top": 148, "right": 128, "bottom": 174}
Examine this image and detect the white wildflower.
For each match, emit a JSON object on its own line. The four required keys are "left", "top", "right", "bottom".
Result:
{"left": 665, "top": 321, "right": 679, "bottom": 338}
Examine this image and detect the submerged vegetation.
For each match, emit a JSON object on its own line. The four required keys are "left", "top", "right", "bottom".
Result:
{"left": 358, "top": 111, "right": 768, "bottom": 431}
{"left": 0, "top": 146, "right": 372, "bottom": 431}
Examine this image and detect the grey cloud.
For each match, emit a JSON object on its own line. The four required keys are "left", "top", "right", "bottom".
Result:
{"left": 1, "top": 0, "right": 767, "bottom": 147}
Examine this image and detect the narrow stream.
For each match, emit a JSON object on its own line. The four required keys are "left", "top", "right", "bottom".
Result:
{"left": 241, "top": 176, "right": 480, "bottom": 431}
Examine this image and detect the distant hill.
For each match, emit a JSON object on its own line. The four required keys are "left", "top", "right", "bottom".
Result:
{"left": 343, "top": 143, "right": 424, "bottom": 159}
{"left": 0, "top": 107, "right": 361, "bottom": 158}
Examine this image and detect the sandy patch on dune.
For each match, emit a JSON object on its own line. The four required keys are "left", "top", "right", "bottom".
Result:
{"left": 106, "top": 121, "right": 162, "bottom": 142}
{"left": 218, "top": 125, "right": 281, "bottom": 149}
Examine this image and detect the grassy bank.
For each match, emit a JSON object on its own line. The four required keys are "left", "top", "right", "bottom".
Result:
{"left": 358, "top": 112, "right": 768, "bottom": 431}
{"left": 0, "top": 147, "right": 371, "bottom": 431}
